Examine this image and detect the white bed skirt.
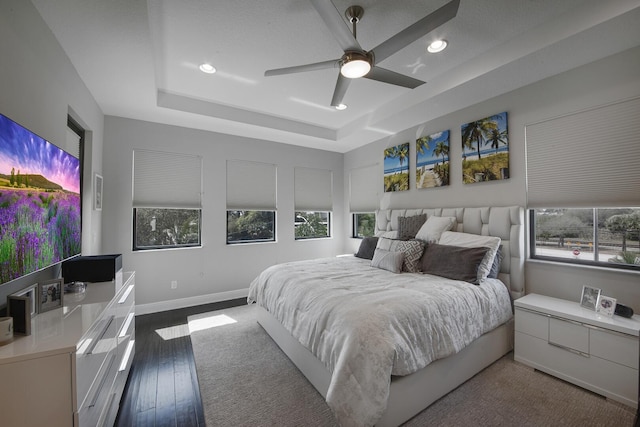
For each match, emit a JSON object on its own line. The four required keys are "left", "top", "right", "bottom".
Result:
{"left": 256, "top": 305, "right": 514, "bottom": 426}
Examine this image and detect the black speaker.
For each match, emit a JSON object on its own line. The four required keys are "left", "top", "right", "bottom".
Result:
{"left": 62, "top": 254, "right": 122, "bottom": 284}
{"left": 614, "top": 303, "right": 634, "bottom": 318}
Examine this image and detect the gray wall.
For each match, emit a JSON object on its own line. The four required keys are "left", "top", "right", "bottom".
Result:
{"left": 102, "top": 117, "right": 344, "bottom": 312}
{"left": 343, "top": 46, "right": 640, "bottom": 310}
{"left": 0, "top": 0, "right": 104, "bottom": 306}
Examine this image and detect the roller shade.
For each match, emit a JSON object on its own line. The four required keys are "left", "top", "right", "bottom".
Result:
{"left": 65, "top": 126, "right": 80, "bottom": 159}
{"left": 133, "top": 149, "right": 202, "bottom": 208}
{"left": 349, "top": 164, "right": 379, "bottom": 212}
{"left": 526, "top": 97, "right": 640, "bottom": 208}
{"left": 226, "top": 160, "right": 277, "bottom": 210}
{"left": 294, "top": 167, "right": 333, "bottom": 211}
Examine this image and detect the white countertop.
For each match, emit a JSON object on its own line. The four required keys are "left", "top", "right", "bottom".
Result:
{"left": 0, "top": 272, "right": 134, "bottom": 363}
{"left": 515, "top": 293, "right": 640, "bottom": 336}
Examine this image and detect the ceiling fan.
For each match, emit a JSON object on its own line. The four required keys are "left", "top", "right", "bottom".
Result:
{"left": 264, "top": 0, "right": 460, "bottom": 107}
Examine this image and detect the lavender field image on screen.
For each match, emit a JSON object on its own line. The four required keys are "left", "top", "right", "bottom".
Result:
{"left": 0, "top": 114, "right": 81, "bottom": 285}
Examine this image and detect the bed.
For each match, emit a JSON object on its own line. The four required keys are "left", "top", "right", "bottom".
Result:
{"left": 248, "top": 206, "right": 524, "bottom": 426}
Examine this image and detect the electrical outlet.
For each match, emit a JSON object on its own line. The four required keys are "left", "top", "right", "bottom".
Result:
{"left": 171, "top": 280, "right": 178, "bottom": 289}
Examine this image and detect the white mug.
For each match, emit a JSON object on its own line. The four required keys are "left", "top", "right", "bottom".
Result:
{"left": 0, "top": 317, "right": 13, "bottom": 345}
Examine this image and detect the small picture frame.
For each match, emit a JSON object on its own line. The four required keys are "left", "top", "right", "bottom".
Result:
{"left": 94, "top": 173, "right": 103, "bottom": 211}
{"left": 39, "top": 278, "right": 64, "bottom": 313}
{"left": 596, "top": 295, "right": 617, "bottom": 317}
{"left": 580, "top": 285, "right": 601, "bottom": 311}
{"left": 12, "top": 283, "right": 38, "bottom": 316}
{"left": 7, "top": 295, "right": 31, "bottom": 335}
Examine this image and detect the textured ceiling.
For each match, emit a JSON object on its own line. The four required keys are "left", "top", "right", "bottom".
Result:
{"left": 31, "top": 0, "right": 640, "bottom": 153}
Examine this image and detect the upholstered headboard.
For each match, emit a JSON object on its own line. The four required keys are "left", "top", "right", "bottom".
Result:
{"left": 375, "top": 206, "right": 525, "bottom": 299}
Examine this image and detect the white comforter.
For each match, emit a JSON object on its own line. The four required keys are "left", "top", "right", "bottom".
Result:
{"left": 247, "top": 256, "right": 513, "bottom": 427}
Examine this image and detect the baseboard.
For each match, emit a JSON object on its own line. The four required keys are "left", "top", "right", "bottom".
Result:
{"left": 135, "top": 288, "right": 249, "bottom": 315}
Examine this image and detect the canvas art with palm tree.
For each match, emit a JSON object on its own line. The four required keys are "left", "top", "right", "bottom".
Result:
{"left": 461, "top": 112, "right": 509, "bottom": 183}
{"left": 384, "top": 142, "right": 409, "bottom": 192}
{"left": 416, "top": 130, "right": 450, "bottom": 189}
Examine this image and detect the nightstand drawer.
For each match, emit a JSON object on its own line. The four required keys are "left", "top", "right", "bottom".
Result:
{"left": 591, "top": 328, "right": 638, "bottom": 369}
{"left": 549, "top": 317, "right": 589, "bottom": 354}
{"left": 515, "top": 308, "right": 548, "bottom": 340}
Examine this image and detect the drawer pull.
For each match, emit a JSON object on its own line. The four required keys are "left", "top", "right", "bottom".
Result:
{"left": 548, "top": 341, "right": 590, "bottom": 358}
{"left": 87, "top": 315, "right": 115, "bottom": 355}
{"left": 119, "top": 340, "right": 135, "bottom": 372}
{"left": 118, "top": 284, "right": 134, "bottom": 304}
{"left": 119, "top": 312, "right": 135, "bottom": 338}
{"left": 89, "top": 353, "right": 115, "bottom": 408}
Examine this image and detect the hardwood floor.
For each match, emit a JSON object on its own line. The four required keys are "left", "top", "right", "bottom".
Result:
{"left": 115, "top": 298, "right": 246, "bottom": 427}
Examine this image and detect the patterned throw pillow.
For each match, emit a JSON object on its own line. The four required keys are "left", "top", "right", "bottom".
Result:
{"left": 397, "top": 214, "right": 427, "bottom": 240}
{"left": 394, "top": 239, "right": 426, "bottom": 273}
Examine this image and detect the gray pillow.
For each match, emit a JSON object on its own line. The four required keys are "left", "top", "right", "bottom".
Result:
{"left": 397, "top": 214, "right": 427, "bottom": 240}
{"left": 355, "top": 236, "right": 379, "bottom": 260}
{"left": 371, "top": 249, "right": 404, "bottom": 273}
{"left": 488, "top": 246, "right": 503, "bottom": 279}
{"left": 420, "top": 243, "right": 489, "bottom": 284}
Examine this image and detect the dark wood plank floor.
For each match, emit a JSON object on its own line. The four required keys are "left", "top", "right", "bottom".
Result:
{"left": 115, "top": 298, "right": 246, "bottom": 427}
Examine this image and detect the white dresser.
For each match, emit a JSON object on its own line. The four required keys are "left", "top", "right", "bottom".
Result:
{"left": 0, "top": 271, "right": 135, "bottom": 427}
{"left": 514, "top": 293, "right": 640, "bottom": 408}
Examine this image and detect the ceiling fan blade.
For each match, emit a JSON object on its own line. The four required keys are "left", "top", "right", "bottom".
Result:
{"left": 330, "top": 74, "right": 351, "bottom": 107}
{"left": 310, "top": 0, "right": 362, "bottom": 52}
{"left": 371, "top": 0, "right": 460, "bottom": 64}
{"left": 264, "top": 59, "right": 339, "bottom": 77}
{"left": 365, "top": 67, "right": 425, "bottom": 89}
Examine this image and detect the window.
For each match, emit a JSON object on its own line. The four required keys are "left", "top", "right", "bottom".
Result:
{"left": 134, "top": 208, "right": 201, "bottom": 250}
{"left": 295, "top": 211, "right": 330, "bottom": 240}
{"left": 294, "top": 167, "right": 332, "bottom": 240}
{"left": 226, "top": 160, "right": 277, "bottom": 244}
{"left": 530, "top": 208, "right": 640, "bottom": 270}
{"left": 133, "top": 149, "right": 202, "bottom": 251}
{"left": 353, "top": 213, "right": 375, "bottom": 238}
{"left": 227, "top": 210, "right": 275, "bottom": 244}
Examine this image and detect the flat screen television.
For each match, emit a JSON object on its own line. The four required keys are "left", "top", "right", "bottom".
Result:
{"left": 0, "top": 114, "right": 81, "bottom": 286}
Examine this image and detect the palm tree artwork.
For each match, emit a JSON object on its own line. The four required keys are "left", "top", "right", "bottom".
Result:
{"left": 416, "top": 130, "right": 450, "bottom": 188}
{"left": 461, "top": 112, "right": 509, "bottom": 184}
{"left": 383, "top": 142, "right": 410, "bottom": 192}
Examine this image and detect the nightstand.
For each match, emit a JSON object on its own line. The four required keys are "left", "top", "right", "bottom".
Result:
{"left": 514, "top": 293, "right": 640, "bottom": 408}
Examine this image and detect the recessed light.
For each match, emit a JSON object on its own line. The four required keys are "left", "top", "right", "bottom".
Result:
{"left": 335, "top": 104, "right": 347, "bottom": 110}
{"left": 199, "top": 63, "right": 216, "bottom": 74}
{"left": 427, "top": 40, "right": 448, "bottom": 53}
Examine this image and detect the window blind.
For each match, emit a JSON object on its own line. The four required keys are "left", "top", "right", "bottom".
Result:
{"left": 226, "top": 160, "right": 277, "bottom": 210}
{"left": 294, "top": 167, "right": 333, "bottom": 211}
{"left": 65, "top": 126, "right": 81, "bottom": 159}
{"left": 526, "top": 97, "right": 640, "bottom": 208}
{"left": 349, "top": 164, "right": 379, "bottom": 212}
{"left": 133, "top": 149, "right": 202, "bottom": 208}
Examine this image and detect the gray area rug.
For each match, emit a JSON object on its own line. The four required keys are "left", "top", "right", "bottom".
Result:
{"left": 189, "top": 305, "right": 635, "bottom": 426}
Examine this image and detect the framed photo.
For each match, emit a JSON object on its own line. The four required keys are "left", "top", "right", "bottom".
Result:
{"left": 7, "top": 295, "right": 31, "bottom": 335}
{"left": 11, "top": 283, "right": 38, "bottom": 316}
{"left": 39, "top": 278, "right": 64, "bottom": 313}
{"left": 580, "top": 285, "right": 601, "bottom": 311}
{"left": 94, "top": 173, "right": 103, "bottom": 211}
{"left": 596, "top": 295, "right": 617, "bottom": 317}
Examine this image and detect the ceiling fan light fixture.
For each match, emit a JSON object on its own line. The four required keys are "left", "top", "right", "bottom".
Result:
{"left": 199, "top": 63, "right": 217, "bottom": 74}
{"left": 340, "top": 52, "right": 371, "bottom": 78}
{"left": 427, "top": 40, "right": 448, "bottom": 53}
{"left": 335, "top": 103, "right": 347, "bottom": 110}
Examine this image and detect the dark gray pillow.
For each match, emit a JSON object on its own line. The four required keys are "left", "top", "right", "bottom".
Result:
{"left": 355, "top": 236, "right": 379, "bottom": 260}
{"left": 420, "top": 243, "right": 489, "bottom": 284}
{"left": 397, "top": 214, "right": 427, "bottom": 240}
{"left": 488, "top": 246, "right": 503, "bottom": 279}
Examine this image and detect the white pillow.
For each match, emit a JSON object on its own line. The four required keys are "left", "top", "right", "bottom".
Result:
{"left": 415, "top": 216, "right": 456, "bottom": 243}
{"left": 438, "top": 231, "right": 501, "bottom": 281}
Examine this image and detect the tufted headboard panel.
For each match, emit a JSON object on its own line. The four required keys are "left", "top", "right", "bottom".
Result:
{"left": 375, "top": 206, "right": 525, "bottom": 299}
